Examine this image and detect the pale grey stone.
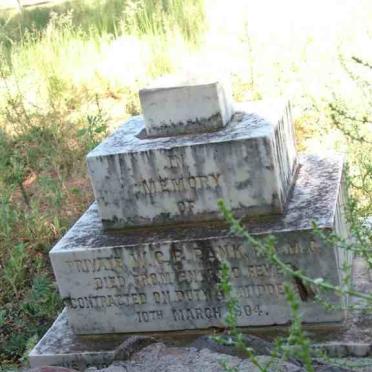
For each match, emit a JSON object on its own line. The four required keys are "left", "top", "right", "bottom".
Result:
{"left": 139, "top": 79, "right": 233, "bottom": 137}
{"left": 28, "top": 309, "right": 116, "bottom": 369}
{"left": 87, "top": 100, "right": 297, "bottom": 229}
{"left": 50, "top": 155, "right": 349, "bottom": 335}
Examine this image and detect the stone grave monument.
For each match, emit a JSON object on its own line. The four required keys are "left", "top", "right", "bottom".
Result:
{"left": 29, "top": 78, "right": 351, "bottom": 368}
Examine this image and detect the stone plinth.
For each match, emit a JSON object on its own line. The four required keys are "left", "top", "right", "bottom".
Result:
{"left": 139, "top": 80, "right": 234, "bottom": 137}
{"left": 87, "top": 100, "right": 297, "bottom": 230}
{"left": 29, "top": 304, "right": 372, "bottom": 372}
{"left": 30, "top": 239, "right": 372, "bottom": 370}
{"left": 50, "top": 155, "right": 349, "bottom": 335}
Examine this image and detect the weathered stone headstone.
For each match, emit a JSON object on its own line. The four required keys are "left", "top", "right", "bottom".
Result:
{"left": 29, "top": 79, "right": 352, "bottom": 368}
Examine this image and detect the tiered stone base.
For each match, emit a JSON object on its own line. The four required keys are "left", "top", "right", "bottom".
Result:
{"left": 50, "top": 155, "right": 350, "bottom": 334}
{"left": 29, "top": 154, "right": 364, "bottom": 368}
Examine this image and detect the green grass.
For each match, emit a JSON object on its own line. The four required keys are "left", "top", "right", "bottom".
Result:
{"left": 0, "top": 0, "right": 371, "bottom": 367}
{"left": 0, "top": 0, "right": 206, "bottom": 366}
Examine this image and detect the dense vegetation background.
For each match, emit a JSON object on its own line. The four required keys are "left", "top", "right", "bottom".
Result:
{"left": 0, "top": 0, "right": 371, "bottom": 367}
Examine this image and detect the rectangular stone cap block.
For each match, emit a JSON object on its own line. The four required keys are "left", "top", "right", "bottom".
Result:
{"left": 50, "top": 155, "right": 348, "bottom": 335}
{"left": 139, "top": 78, "right": 233, "bottom": 137}
{"left": 87, "top": 100, "right": 297, "bottom": 229}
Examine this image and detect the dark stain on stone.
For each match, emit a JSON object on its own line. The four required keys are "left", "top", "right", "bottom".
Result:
{"left": 271, "top": 192, "right": 280, "bottom": 208}
{"left": 290, "top": 264, "right": 316, "bottom": 302}
{"left": 169, "top": 242, "right": 185, "bottom": 285}
{"left": 198, "top": 239, "right": 220, "bottom": 287}
{"left": 138, "top": 113, "right": 224, "bottom": 139}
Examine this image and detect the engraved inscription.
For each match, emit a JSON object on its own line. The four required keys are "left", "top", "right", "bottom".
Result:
{"left": 165, "top": 153, "right": 187, "bottom": 170}
{"left": 136, "top": 310, "right": 163, "bottom": 323}
{"left": 177, "top": 199, "right": 195, "bottom": 214}
{"left": 172, "top": 306, "right": 222, "bottom": 321}
{"left": 66, "top": 256, "right": 123, "bottom": 273}
{"left": 64, "top": 292, "right": 147, "bottom": 309}
{"left": 61, "top": 238, "right": 322, "bottom": 329}
{"left": 94, "top": 275, "right": 126, "bottom": 290}
{"left": 133, "top": 173, "right": 222, "bottom": 198}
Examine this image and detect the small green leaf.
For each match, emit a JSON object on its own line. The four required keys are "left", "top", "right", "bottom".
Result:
{"left": 77, "top": 128, "right": 87, "bottom": 136}
{"left": 94, "top": 126, "right": 106, "bottom": 134}
{"left": 0, "top": 309, "right": 6, "bottom": 327}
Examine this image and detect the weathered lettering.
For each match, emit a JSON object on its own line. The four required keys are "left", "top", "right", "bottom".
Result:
{"left": 64, "top": 292, "right": 147, "bottom": 309}
{"left": 172, "top": 306, "right": 222, "bottom": 321}
{"left": 133, "top": 173, "right": 222, "bottom": 197}
{"left": 65, "top": 256, "right": 123, "bottom": 273}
